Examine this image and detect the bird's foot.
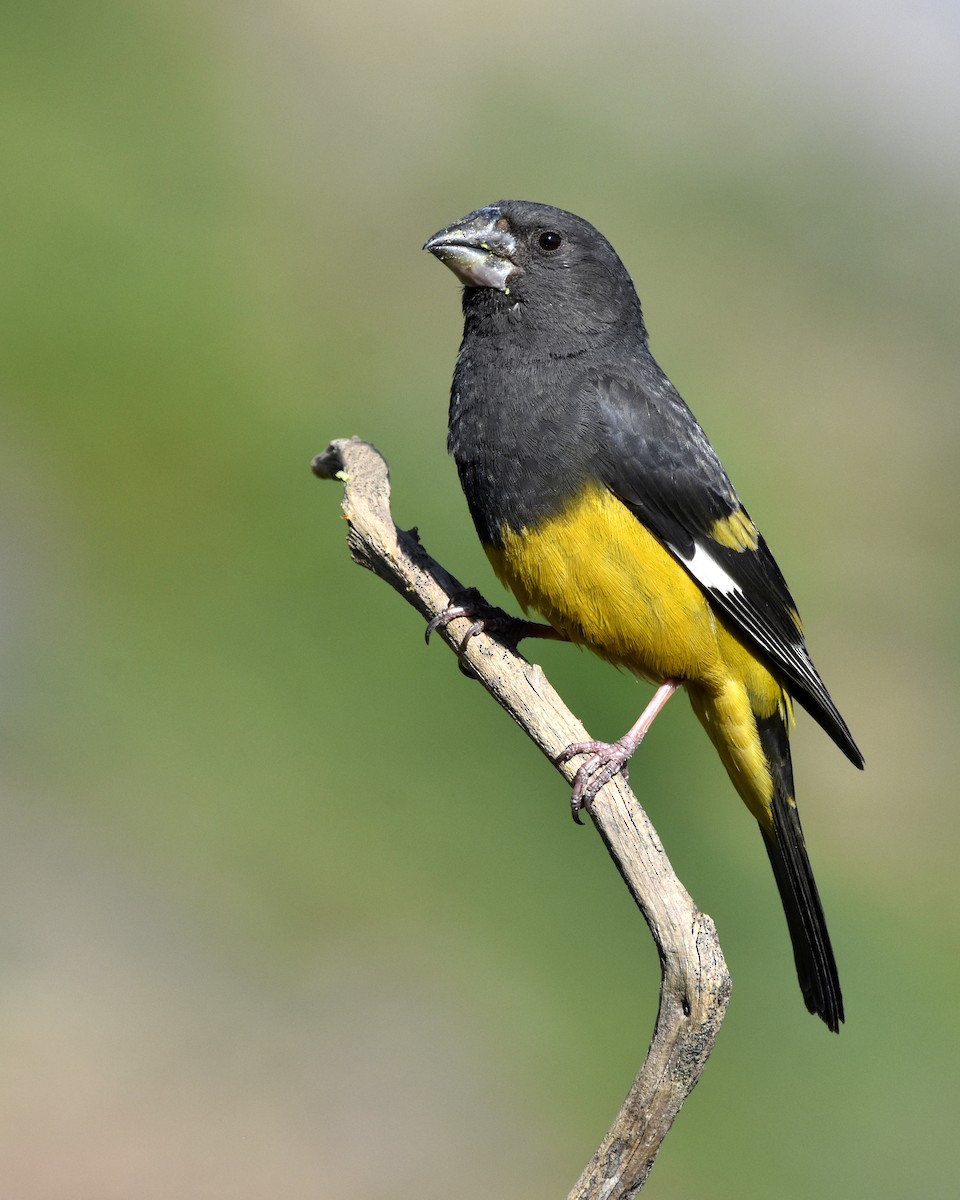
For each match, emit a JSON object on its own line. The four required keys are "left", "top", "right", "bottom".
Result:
{"left": 556, "top": 736, "right": 639, "bottom": 823}
{"left": 425, "top": 589, "right": 557, "bottom": 654}
{"left": 557, "top": 680, "right": 680, "bottom": 822}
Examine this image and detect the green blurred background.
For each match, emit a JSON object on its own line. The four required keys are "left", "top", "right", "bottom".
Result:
{"left": 2, "top": 1, "right": 957, "bottom": 1196}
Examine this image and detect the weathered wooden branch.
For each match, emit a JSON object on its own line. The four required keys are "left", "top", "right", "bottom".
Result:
{"left": 313, "top": 436, "right": 731, "bottom": 1198}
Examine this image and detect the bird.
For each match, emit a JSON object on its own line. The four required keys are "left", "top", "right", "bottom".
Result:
{"left": 423, "top": 200, "right": 863, "bottom": 1031}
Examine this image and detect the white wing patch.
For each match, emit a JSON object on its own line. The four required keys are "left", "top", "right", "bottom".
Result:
{"left": 677, "top": 539, "right": 821, "bottom": 693}
{"left": 667, "top": 533, "right": 857, "bottom": 761}
{"left": 672, "top": 539, "right": 743, "bottom": 597}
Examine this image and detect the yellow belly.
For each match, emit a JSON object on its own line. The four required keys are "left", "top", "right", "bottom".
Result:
{"left": 484, "top": 480, "right": 787, "bottom": 826}
{"left": 485, "top": 480, "right": 726, "bottom": 683}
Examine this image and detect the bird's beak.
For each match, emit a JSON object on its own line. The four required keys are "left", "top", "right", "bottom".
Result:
{"left": 423, "top": 207, "right": 517, "bottom": 292}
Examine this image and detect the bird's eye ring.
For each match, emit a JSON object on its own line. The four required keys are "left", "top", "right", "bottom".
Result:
{"left": 537, "top": 230, "right": 563, "bottom": 253}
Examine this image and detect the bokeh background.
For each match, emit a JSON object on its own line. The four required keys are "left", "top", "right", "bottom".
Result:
{"left": 2, "top": 1, "right": 958, "bottom": 1196}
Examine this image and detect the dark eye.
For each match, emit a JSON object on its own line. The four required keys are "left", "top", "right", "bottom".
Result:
{"left": 537, "top": 230, "right": 563, "bottom": 253}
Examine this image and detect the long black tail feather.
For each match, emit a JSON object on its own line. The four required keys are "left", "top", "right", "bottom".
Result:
{"left": 756, "top": 712, "right": 844, "bottom": 1032}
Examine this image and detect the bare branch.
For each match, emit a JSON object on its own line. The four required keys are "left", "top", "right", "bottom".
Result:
{"left": 313, "top": 436, "right": 731, "bottom": 1198}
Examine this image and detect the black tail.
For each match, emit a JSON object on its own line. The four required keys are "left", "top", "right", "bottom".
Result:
{"left": 756, "top": 713, "right": 844, "bottom": 1032}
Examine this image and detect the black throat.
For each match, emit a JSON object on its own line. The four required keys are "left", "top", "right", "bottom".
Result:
{"left": 447, "top": 287, "right": 608, "bottom": 547}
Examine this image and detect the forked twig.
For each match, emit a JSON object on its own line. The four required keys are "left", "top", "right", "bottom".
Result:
{"left": 313, "top": 436, "right": 730, "bottom": 1198}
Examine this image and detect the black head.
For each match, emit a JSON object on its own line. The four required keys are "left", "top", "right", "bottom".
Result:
{"left": 424, "top": 200, "right": 647, "bottom": 346}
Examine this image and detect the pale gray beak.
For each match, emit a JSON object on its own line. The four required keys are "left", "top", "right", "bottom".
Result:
{"left": 424, "top": 206, "right": 517, "bottom": 292}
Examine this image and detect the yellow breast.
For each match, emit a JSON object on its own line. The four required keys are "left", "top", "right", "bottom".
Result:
{"left": 483, "top": 479, "right": 788, "bottom": 823}
{"left": 484, "top": 480, "right": 724, "bottom": 684}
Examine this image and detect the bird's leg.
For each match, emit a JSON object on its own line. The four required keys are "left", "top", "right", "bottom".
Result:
{"left": 425, "top": 587, "right": 562, "bottom": 655}
{"left": 557, "top": 680, "right": 680, "bottom": 822}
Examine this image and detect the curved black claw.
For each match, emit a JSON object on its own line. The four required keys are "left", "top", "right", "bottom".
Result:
{"left": 556, "top": 738, "right": 635, "bottom": 823}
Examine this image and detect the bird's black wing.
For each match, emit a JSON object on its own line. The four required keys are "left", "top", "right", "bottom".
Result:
{"left": 592, "top": 364, "right": 863, "bottom": 768}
